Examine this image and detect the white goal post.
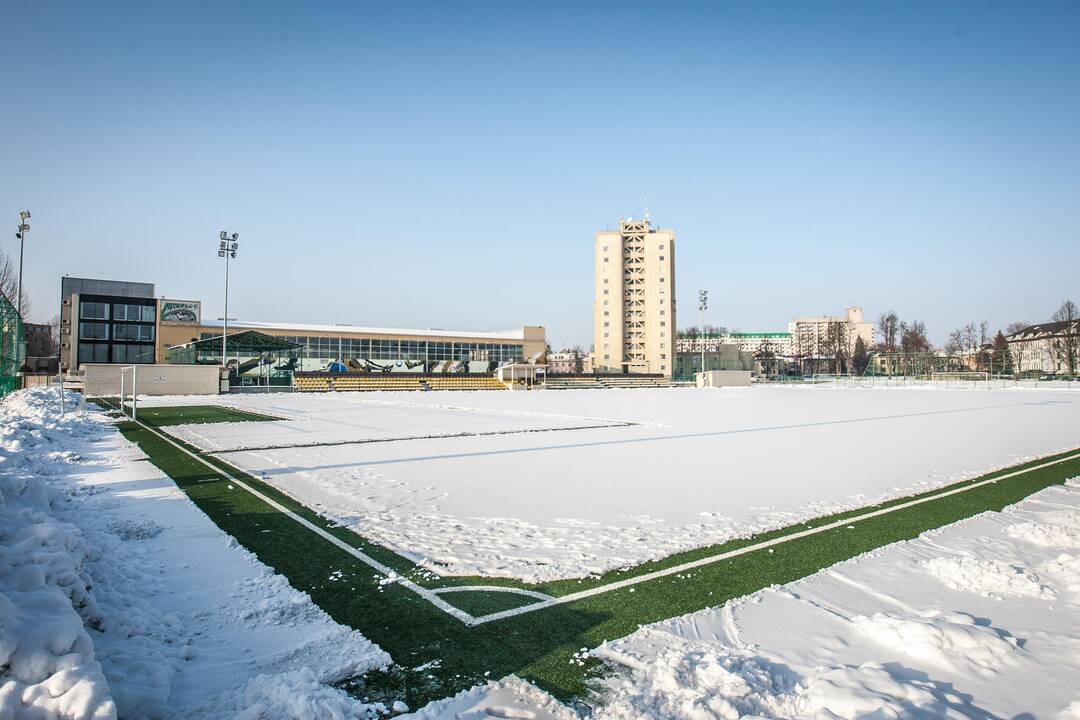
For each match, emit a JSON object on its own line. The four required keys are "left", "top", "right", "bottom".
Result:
{"left": 119, "top": 365, "right": 139, "bottom": 421}
{"left": 931, "top": 371, "right": 990, "bottom": 384}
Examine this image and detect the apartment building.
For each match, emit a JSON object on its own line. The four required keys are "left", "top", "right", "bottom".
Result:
{"left": 593, "top": 218, "right": 676, "bottom": 375}
{"left": 789, "top": 307, "right": 875, "bottom": 358}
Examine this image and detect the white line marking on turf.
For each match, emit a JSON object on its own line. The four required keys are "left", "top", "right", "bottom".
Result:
{"left": 112, "top": 402, "right": 481, "bottom": 625}
{"left": 113, "top": 398, "right": 1080, "bottom": 628}
{"left": 469, "top": 450, "right": 1080, "bottom": 624}
{"left": 432, "top": 586, "right": 556, "bottom": 602}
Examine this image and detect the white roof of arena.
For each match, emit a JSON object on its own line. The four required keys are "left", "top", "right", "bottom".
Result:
{"left": 201, "top": 319, "right": 528, "bottom": 341}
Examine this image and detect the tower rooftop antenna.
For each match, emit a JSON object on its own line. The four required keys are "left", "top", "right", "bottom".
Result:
{"left": 643, "top": 196, "right": 650, "bottom": 223}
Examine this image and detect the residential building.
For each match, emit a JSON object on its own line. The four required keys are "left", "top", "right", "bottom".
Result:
{"left": 789, "top": 307, "right": 874, "bottom": 358}
{"left": 1006, "top": 320, "right": 1080, "bottom": 376}
{"left": 593, "top": 218, "right": 676, "bottom": 376}
{"left": 678, "top": 332, "right": 793, "bottom": 358}
{"left": 546, "top": 350, "right": 592, "bottom": 374}
{"left": 24, "top": 322, "right": 55, "bottom": 358}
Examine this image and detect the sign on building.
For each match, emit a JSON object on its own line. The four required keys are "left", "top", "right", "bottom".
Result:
{"left": 159, "top": 300, "right": 201, "bottom": 325}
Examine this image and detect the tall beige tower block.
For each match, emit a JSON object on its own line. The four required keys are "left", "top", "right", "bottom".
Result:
{"left": 593, "top": 218, "right": 676, "bottom": 376}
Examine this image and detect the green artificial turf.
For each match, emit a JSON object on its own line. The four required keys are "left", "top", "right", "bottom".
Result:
{"left": 107, "top": 403, "right": 1080, "bottom": 710}
{"left": 99, "top": 401, "right": 281, "bottom": 426}
{"left": 437, "top": 590, "right": 543, "bottom": 616}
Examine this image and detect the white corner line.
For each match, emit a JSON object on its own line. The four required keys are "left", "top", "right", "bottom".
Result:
{"left": 433, "top": 586, "right": 556, "bottom": 602}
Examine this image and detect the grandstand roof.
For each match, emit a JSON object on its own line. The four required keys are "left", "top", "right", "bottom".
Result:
{"left": 201, "top": 319, "right": 529, "bottom": 341}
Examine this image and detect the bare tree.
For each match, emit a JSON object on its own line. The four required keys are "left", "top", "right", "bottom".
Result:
{"left": 1006, "top": 321, "right": 1029, "bottom": 336}
{"left": 48, "top": 314, "right": 61, "bottom": 356}
{"left": 945, "top": 329, "right": 963, "bottom": 357}
{"left": 0, "top": 247, "right": 31, "bottom": 318}
{"left": 899, "top": 321, "right": 931, "bottom": 353}
{"left": 825, "top": 319, "right": 849, "bottom": 375}
{"left": 1050, "top": 300, "right": 1079, "bottom": 378}
{"left": 877, "top": 311, "right": 899, "bottom": 352}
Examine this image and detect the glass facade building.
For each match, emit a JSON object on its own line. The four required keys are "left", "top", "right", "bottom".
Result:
{"left": 76, "top": 295, "right": 157, "bottom": 365}
{"left": 197, "top": 333, "right": 525, "bottom": 364}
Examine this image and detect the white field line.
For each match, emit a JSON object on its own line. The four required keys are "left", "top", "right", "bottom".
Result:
{"left": 114, "top": 404, "right": 480, "bottom": 625}
{"left": 432, "top": 586, "right": 556, "bottom": 602}
{"left": 469, "top": 450, "right": 1080, "bottom": 624}
{"left": 113, "top": 398, "right": 1080, "bottom": 628}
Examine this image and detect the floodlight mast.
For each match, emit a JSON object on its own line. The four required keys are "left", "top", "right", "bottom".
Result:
{"left": 15, "top": 211, "right": 30, "bottom": 318}
{"left": 217, "top": 231, "right": 239, "bottom": 371}
{"left": 698, "top": 289, "right": 709, "bottom": 375}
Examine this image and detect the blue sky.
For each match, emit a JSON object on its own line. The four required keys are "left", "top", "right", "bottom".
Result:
{"left": 2, "top": 1, "right": 1077, "bottom": 347}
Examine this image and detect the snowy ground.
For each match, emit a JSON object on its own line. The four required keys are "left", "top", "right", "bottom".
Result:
{"left": 150, "top": 386, "right": 1080, "bottom": 582}
{"left": 0, "top": 388, "right": 395, "bottom": 719}
{"left": 404, "top": 477, "right": 1080, "bottom": 719}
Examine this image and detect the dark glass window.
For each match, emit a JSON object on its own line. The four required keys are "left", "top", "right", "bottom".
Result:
{"left": 80, "top": 302, "right": 110, "bottom": 320}
{"left": 79, "top": 322, "right": 109, "bottom": 340}
{"left": 113, "top": 303, "right": 155, "bottom": 322}
{"left": 113, "top": 324, "right": 155, "bottom": 342}
{"left": 78, "top": 343, "right": 109, "bottom": 363}
{"left": 111, "top": 345, "right": 155, "bottom": 363}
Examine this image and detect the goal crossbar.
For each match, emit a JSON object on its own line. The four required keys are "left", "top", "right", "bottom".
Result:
{"left": 931, "top": 371, "right": 990, "bottom": 382}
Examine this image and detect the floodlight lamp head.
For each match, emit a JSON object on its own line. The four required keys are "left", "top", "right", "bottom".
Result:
{"left": 19, "top": 210, "right": 30, "bottom": 221}
{"left": 220, "top": 230, "right": 228, "bottom": 240}
{"left": 231, "top": 233, "right": 239, "bottom": 241}
{"left": 218, "top": 250, "right": 226, "bottom": 257}
{"left": 230, "top": 251, "right": 237, "bottom": 259}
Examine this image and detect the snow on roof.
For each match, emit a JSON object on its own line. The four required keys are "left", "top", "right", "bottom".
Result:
{"left": 201, "top": 318, "right": 527, "bottom": 341}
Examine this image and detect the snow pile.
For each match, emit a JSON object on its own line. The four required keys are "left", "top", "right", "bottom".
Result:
{"left": 1039, "top": 554, "right": 1080, "bottom": 595}
{"left": 801, "top": 662, "right": 959, "bottom": 718}
{"left": 922, "top": 555, "right": 1054, "bottom": 599}
{"left": 236, "top": 668, "right": 389, "bottom": 720}
{"left": 592, "top": 642, "right": 800, "bottom": 718}
{"left": 402, "top": 675, "right": 577, "bottom": 719}
{"left": 0, "top": 387, "right": 117, "bottom": 719}
{"left": 591, "top": 639, "right": 972, "bottom": 719}
{"left": 1006, "top": 512, "right": 1080, "bottom": 548}
{"left": 1, "top": 388, "right": 392, "bottom": 719}
{"left": 850, "top": 609, "right": 1017, "bottom": 675}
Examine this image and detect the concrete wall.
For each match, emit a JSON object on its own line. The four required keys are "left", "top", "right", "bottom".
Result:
{"left": 696, "top": 370, "right": 753, "bottom": 388}
{"left": 84, "top": 364, "right": 221, "bottom": 397}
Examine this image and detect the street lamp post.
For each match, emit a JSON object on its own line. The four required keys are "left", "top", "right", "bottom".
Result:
{"left": 15, "top": 211, "right": 30, "bottom": 317}
{"left": 217, "top": 231, "right": 239, "bottom": 370}
{"left": 698, "top": 289, "right": 708, "bottom": 376}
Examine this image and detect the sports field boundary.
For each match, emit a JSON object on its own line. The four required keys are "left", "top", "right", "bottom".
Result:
{"left": 100, "top": 396, "right": 1080, "bottom": 626}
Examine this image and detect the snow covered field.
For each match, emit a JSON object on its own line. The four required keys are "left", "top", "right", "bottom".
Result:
{"left": 0, "top": 389, "right": 395, "bottom": 719}
{"left": 404, "top": 476, "right": 1080, "bottom": 719}
{"left": 147, "top": 392, "right": 623, "bottom": 452}
{"left": 151, "top": 386, "right": 1080, "bottom": 582}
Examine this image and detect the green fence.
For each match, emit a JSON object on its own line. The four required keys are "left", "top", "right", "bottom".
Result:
{"left": 0, "top": 291, "right": 24, "bottom": 397}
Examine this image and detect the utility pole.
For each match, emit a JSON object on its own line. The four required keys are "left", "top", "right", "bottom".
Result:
{"left": 15, "top": 211, "right": 30, "bottom": 317}
{"left": 217, "top": 231, "right": 239, "bottom": 370}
